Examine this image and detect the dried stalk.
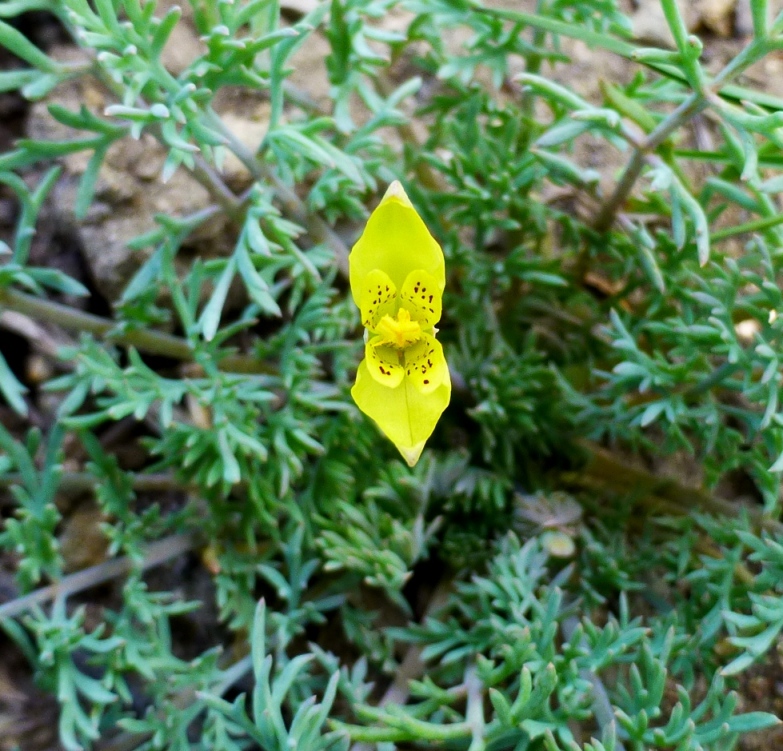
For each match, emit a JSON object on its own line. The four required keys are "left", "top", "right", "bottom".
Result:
{"left": 567, "top": 441, "right": 782, "bottom": 534}
{"left": 0, "top": 287, "right": 272, "bottom": 374}
{"left": 0, "top": 531, "right": 199, "bottom": 621}
{"left": 0, "top": 471, "right": 179, "bottom": 494}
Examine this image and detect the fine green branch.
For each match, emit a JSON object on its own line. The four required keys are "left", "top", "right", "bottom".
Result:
{"left": 592, "top": 38, "right": 774, "bottom": 232}
{"left": 91, "top": 53, "right": 351, "bottom": 278}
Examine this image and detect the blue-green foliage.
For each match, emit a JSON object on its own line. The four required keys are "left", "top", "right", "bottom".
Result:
{"left": 2, "top": 0, "right": 783, "bottom": 749}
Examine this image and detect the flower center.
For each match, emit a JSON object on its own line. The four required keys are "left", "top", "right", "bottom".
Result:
{"left": 374, "top": 307, "right": 422, "bottom": 349}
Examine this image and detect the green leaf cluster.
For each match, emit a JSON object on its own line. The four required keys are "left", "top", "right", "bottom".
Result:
{"left": 2, "top": 0, "right": 783, "bottom": 749}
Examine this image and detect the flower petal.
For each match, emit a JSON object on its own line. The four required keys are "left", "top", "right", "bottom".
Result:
{"left": 365, "top": 336, "right": 404, "bottom": 388}
{"left": 352, "top": 360, "right": 451, "bottom": 467}
{"left": 359, "top": 269, "right": 397, "bottom": 329}
{"left": 399, "top": 269, "right": 442, "bottom": 328}
{"left": 349, "top": 181, "right": 445, "bottom": 306}
{"left": 404, "top": 333, "right": 448, "bottom": 394}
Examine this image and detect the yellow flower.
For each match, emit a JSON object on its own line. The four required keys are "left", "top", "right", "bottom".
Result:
{"left": 349, "top": 181, "right": 451, "bottom": 467}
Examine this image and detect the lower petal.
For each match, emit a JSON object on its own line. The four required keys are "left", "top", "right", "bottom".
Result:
{"left": 351, "top": 360, "right": 451, "bottom": 467}
{"left": 366, "top": 337, "right": 404, "bottom": 388}
{"left": 404, "top": 334, "right": 448, "bottom": 394}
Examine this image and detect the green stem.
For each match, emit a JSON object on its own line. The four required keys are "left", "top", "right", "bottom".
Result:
{"left": 711, "top": 212, "right": 783, "bottom": 242}
{"left": 683, "top": 361, "right": 743, "bottom": 397}
{"left": 89, "top": 63, "right": 247, "bottom": 225}
{"left": 349, "top": 576, "right": 454, "bottom": 751}
{"left": 0, "top": 287, "right": 271, "bottom": 374}
{"left": 205, "top": 110, "right": 351, "bottom": 277}
{"left": 569, "top": 441, "right": 782, "bottom": 533}
{"left": 487, "top": 8, "right": 776, "bottom": 236}
{"left": 592, "top": 94, "right": 707, "bottom": 232}
{"left": 184, "top": 151, "right": 246, "bottom": 224}
{"left": 562, "top": 615, "right": 627, "bottom": 751}
{"left": 592, "top": 39, "right": 773, "bottom": 234}
{"left": 90, "top": 30, "right": 350, "bottom": 280}
{"left": 339, "top": 718, "right": 472, "bottom": 744}
{"left": 483, "top": 7, "right": 783, "bottom": 109}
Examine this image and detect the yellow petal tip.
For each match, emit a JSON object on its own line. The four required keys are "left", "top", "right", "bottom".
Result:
{"left": 397, "top": 441, "right": 425, "bottom": 467}
{"left": 381, "top": 180, "right": 413, "bottom": 208}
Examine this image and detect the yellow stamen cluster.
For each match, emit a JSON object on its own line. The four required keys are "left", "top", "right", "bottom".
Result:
{"left": 374, "top": 308, "right": 423, "bottom": 349}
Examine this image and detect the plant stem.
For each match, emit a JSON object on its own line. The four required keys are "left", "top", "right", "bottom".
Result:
{"left": 589, "top": 37, "right": 771, "bottom": 233}
{"left": 349, "top": 575, "right": 453, "bottom": 751}
{"left": 562, "top": 615, "right": 626, "bottom": 751}
{"left": 464, "top": 665, "right": 485, "bottom": 751}
{"left": 0, "top": 287, "right": 271, "bottom": 374}
{"left": 213, "top": 653, "right": 253, "bottom": 696}
{"left": 263, "top": 164, "right": 351, "bottom": 278}
{"left": 186, "top": 153, "right": 246, "bottom": 224}
{"left": 375, "top": 73, "right": 446, "bottom": 194}
{"left": 592, "top": 95, "right": 706, "bottom": 232}
{"left": 0, "top": 471, "right": 178, "bottom": 493}
{"left": 711, "top": 212, "right": 783, "bottom": 242}
{"left": 0, "top": 532, "right": 199, "bottom": 620}
{"left": 684, "top": 361, "right": 743, "bottom": 396}
{"left": 90, "top": 63, "right": 247, "bottom": 225}
{"left": 205, "top": 110, "right": 351, "bottom": 277}
{"left": 568, "top": 441, "right": 782, "bottom": 533}
{"left": 92, "top": 31, "right": 351, "bottom": 279}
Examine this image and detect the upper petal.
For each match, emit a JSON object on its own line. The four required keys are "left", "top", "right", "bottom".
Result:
{"left": 359, "top": 269, "right": 397, "bottom": 330}
{"left": 399, "top": 269, "right": 442, "bottom": 328}
{"left": 349, "top": 181, "right": 445, "bottom": 307}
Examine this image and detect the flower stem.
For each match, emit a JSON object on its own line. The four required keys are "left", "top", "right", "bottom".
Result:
{"left": 0, "top": 471, "right": 178, "bottom": 493}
